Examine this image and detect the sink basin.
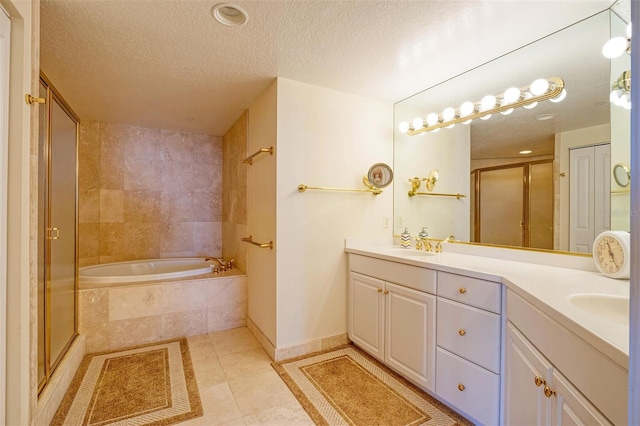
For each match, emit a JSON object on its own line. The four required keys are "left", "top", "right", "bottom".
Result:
{"left": 386, "top": 248, "right": 436, "bottom": 257}
{"left": 568, "top": 293, "right": 629, "bottom": 325}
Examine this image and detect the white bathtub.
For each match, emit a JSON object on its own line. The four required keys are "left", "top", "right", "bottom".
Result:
{"left": 79, "top": 258, "right": 216, "bottom": 285}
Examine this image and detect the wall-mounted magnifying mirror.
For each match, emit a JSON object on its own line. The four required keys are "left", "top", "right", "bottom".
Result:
{"left": 613, "top": 163, "right": 630, "bottom": 187}
{"left": 365, "top": 163, "right": 394, "bottom": 188}
{"left": 424, "top": 169, "right": 439, "bottom": 191}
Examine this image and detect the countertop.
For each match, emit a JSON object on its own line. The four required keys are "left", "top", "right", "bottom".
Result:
{"left": 344, "top": 241, "right": 630, "bottom": 369}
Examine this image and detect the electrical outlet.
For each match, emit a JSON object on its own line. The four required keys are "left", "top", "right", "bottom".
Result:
{"left": 396, "top": 216, "right": 403, "bottom": 227}
{"left": 383, "top": 216, "right": 390, "bottom": 228}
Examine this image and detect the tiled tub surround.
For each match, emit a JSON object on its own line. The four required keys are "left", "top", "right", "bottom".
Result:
{"left": 79, "top": 270, "right": 247, "bottom": 353}
{"left": 78, "top": 121, "right": 224, "bottom": 267}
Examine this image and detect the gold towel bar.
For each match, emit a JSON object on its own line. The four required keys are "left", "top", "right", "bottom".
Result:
{"left": 408, "top": 191, "right": 466, "bottom": 199}
{"left": 241, "top": 236, "right": 273, "bottom": 249}
{"left": 298, "top": 184, "right": 382, "bottom": 195}
{"left": 242, "top": 147, "right": 273, "bottom": 165}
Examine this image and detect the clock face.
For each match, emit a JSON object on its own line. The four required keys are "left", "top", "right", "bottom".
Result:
{"left": 595, "top": 235, "right": 625, "bottom": 274}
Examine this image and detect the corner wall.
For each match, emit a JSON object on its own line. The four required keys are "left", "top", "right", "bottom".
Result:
{"left": 275, "top": 78, "right": 393, "bottom": 348}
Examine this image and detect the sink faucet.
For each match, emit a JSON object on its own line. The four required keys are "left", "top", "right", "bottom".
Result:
{"left": 415, "top": 237, "right": 433, "bottom": 252}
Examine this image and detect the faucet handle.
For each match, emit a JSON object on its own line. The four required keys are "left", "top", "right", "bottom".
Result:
{"left": 414, "top": 238, "right": 424, "bottom": 250}
{"left": 435, "top": 241, "right": 443, "bottom": 253}
{"left": 422, "top": 238, "right": 433, "bottom": 252}
{"left": 227, "top": 259, "right": 235, "bottom": 269}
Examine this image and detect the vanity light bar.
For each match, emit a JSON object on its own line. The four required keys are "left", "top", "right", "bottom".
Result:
{"left": 401, "top": 77, "right": 566, "bottom": 136}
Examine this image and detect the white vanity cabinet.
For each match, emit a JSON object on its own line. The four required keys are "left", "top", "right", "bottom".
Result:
{"left": 435, "top": 271, "right": 502, "bottom": 426}
{"left": 505, "top": 290, "right": 625, "bottom": 425}
{"left": 348, "top": 255, "right": 437, "bottom": 391}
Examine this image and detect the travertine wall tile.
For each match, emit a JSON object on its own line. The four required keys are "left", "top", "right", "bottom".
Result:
{"left": 222, "top": 111, "right": 248, "bottom": 272}
{"left": 78, "top": 121, "right": 223, "bottom": 264}
{"left": 79, "top": 275, "right": 247, "bottom": 352}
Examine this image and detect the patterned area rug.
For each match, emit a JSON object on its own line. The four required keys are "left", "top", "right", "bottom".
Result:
{"left": 51, "top": 338, "right": 203, "bottom": 426}
{"left": 272, "top": 345, "right": 472, "bottom": 426}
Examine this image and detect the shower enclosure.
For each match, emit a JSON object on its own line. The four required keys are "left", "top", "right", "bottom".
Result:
{"left": 37, "top": 74, "right": 79, "bottom": 394}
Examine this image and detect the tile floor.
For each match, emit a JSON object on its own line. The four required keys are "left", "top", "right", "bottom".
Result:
{"left": 179, "top": 327, "right": 315, "bottom": 426}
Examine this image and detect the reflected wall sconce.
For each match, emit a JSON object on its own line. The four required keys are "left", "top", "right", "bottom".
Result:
{"left": 603, "top": 21, "right": 632, "bottom": 109}
{"left": 399, "top": 77, "right": 566, "bottom": 136}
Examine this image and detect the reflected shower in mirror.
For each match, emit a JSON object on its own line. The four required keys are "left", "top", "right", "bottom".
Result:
{"left": 393, "top": 6, "right": 630, "bottom": 254}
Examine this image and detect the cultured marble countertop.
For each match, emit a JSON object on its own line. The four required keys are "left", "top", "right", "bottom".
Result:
{"left": 344, "top": 241, "right": 630, "bottom": 370}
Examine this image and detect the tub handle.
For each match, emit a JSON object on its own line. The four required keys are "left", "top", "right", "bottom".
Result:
{"left": 241, "top": 236, "right": 273, "bottom": 249}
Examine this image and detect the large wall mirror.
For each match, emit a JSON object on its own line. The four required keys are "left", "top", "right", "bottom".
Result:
{"left": 393, "top": 2, "right": 630, "bottom": 255}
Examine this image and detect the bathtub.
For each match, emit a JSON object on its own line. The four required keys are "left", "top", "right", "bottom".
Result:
{"left": 79, "top": 258, "right": 247, "bottom": 353}
{"left": 79, "top": 258, "right": 217, "bottom": 285}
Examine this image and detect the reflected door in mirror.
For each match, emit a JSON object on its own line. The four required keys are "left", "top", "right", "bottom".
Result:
{"left": 569, "top": 144, "right": 610, "bottom": 253}
{"left": 473, "top": 161, "right": 553, "bottom": 249}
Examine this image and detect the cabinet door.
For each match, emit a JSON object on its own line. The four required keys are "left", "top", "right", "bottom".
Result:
{"left": 550, "top": 370, "right": 612, "bottom": 426}
{"left": 504, "top": 323, "right": 552, "bottom": 426}
{"left": 348, "top": 272, "right": 385, "bottom": 361}
{"left": 384, "top": 281, "right": 436, "bottom": 391}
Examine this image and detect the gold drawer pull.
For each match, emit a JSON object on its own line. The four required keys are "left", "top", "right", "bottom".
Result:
{"left": 383, "top": 290, "right": 389, "bottom": 295}
{"left": 544, "top": 386, "right": 556, "bottom": 398}
{"left": 534, "top": 376, "right": 545, "bottom": 387}
{"left": 377, "top": 288, "right": 383, "bottom": 293}
{"left": 458, "top": 329, "right": 466, "bottom": 336}
{"left": 458, "top": 384, "right": 465, "bottom": 391}
{"left": 458, "top": 288, "right": 467, "bottom": 294}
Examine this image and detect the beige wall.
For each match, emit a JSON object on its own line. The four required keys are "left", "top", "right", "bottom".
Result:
{"left": 222, "top": 111, "right": 248, "bottom": 272}
{"left": 78, "top": 121, "right": 223, "bottom": 266}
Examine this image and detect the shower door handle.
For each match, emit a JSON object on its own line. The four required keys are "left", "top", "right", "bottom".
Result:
{"left": 47, "top": 227, "right": 60, "bottom": 240}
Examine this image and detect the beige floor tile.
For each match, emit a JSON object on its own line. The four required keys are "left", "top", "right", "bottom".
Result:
{"left": 209, "top": 326, "right": 261, "bottom": 355}
{"left": 243, "top": 405, "right": 314, "bottom": 425}
{"left": 192, "top": 356, "right": 227, "bottom": 389}
{"left": 218, "top": 347, "right": 274, "bottom": 379}
{"left": 227, "top": 370, "right": 300, "bottom": 417}
{"left": 188, "top": 338, "right": 219, "bottom": 363}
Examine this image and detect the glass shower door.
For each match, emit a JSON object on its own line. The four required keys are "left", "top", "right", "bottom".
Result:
{"left": 37, "top": 75, "right": 78, "bottom": 393}
{"left": 48, "top": 93, "right": 77, "bottom": 368}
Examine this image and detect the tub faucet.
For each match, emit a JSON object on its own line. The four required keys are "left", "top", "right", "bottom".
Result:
{"left": 205, "top": 257, "right": 228, "bottom": 272}
{"left": 205, "top": 257, "right": 235, "bottom": 272}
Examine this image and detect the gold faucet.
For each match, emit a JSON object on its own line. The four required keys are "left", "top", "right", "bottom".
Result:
{"left": 205, "top": 257, "right": 233, "bottom": 272}
{"left": 415, "top": 237, "right": 433, "bottom": 252}
{"left": 434, "top": 235, "right": 455, "bottom": 253}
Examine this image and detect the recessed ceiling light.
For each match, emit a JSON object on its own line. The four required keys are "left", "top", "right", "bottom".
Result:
{"left": 211, "top": 3, "right": 248, "bottom": 27}
{"left": 536, "top": 113, "right": 556, "bottom": 121}
{"left": 520, "top": 150, "right": 532, "bottom": 155}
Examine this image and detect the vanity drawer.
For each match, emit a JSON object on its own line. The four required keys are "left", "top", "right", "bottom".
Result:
{"left": 437, "top": 271, "right": 501, "bottom": 313}
{"left": 349, "top": 254, "right": 436, "bottom": 294}
{"left": 437, "top": 298, "right": 501, "bottom": 373}
{"left": 435, "top": 347, "right": 500, "bottom": 426}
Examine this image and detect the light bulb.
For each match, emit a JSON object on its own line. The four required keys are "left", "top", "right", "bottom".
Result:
{"left": 530, "top": 79, "right": 550, "bottom": 96}
{"left": 426, "top": 113, "right": 440, "bottom": 126}
{"left": 503, "top": 87, "right": 521, "bottom": 103}
{"left": 480, "top": 114, "right": 492, "bottom": 120}
{"left": 627, "top": 22, "right": 632, "bottom": 38}
{"left": 480, "top": 95, "right": 497, "bottom": 111}
{"left": 442, "top": 107, "right": 456, "bottom": 121}
{"left": 610, "top": 89, "right": 623, "bottom": 103}
{"left": 602, "top": 37, "right": 629, "bottom": 58}
{"left": 459, "top": 101, "right": 475, "bottom": 117}
{"left": 499, "top": 98, "right": 513, "bottom": 115}
{"left": 550, "top": 89, "right": 567, "bottom": 103}
{"left": 412, "top": 117, "right": 424, "bottom": 129}
{"left": 522, "top": 92, "right": 538, "bottom": 109}
{"left": 399, "top": 121, "right": 410, "bottom": 133}
{"left": 624, "top": 100, "right": 632, "bottom": 110}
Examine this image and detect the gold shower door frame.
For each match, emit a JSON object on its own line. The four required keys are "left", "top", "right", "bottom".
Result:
{"left": 472, "top": 160, "right": 554, "bottom": 249}
{"left": 37, "top": 73, "right": 79, "bottom": 395}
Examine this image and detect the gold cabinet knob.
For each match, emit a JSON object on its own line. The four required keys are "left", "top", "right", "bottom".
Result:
{"left": 458, "top": 288, "right": 467, "bottom": 294}
{"left": 383, "top": 290, "right": 389, "bottom": 295}
{"left": 458, "top": 329, "right": 466, "bottom": 336}
{"left": 544, "top": 385, "right": 556, "bottom": 398}
{"left": 458, "top": 384, "right": 465, "bottom": 391}
{"left": 534, "top": 376, "right": 545, "bottom": 387}
{"left": 377, "top": 288, "right": 383, "bottom": 293}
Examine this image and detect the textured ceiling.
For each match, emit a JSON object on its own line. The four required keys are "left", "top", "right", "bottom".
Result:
{"left": 41, "top": 0, "right": 614, "bottom": 136}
